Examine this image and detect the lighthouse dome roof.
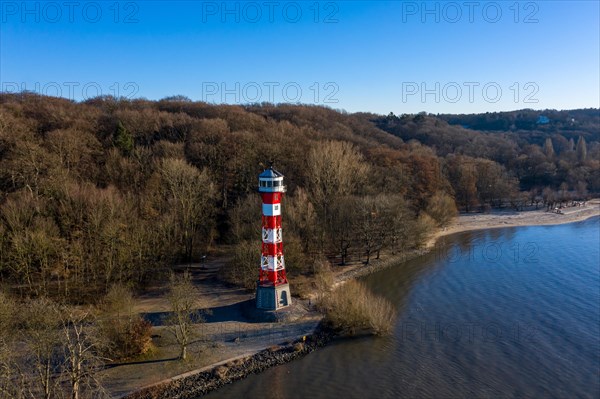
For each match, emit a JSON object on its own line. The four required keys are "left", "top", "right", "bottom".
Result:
{"left": 259, "top": 167, "right": 284, "bottom": 179}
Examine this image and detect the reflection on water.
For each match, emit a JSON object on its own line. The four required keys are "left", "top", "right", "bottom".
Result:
{"left": 207, "top": 217, "right": 600, "bottom": 399}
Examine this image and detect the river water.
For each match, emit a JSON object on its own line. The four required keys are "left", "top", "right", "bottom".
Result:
{"left": 207, "top": 217, "right": 600, "bottom": 398}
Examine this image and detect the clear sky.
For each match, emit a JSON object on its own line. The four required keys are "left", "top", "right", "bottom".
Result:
{"left": 1, "top": 1, "right": 599, "bottom": 114}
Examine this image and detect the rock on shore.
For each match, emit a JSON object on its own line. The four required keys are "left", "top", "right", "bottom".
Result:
{"left": 124, "top": 328, "right": 333, "bottom": 399}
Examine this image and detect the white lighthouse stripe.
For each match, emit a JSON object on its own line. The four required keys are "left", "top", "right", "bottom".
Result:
{"left": 261, "top": 256, "right": 269, "bottom": 270}
{"left": 260, "top": 255, "right": 286, "bottom": 271}
{"left": 262, "top": 203, "right": 281, "bottom": 216}
{"left": 262, "top": 228, "right": 282, "bottom": 243}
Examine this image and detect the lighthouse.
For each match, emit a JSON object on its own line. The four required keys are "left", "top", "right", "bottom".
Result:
{"left": 256, "top": 166, "right": 291, "bottom": 310}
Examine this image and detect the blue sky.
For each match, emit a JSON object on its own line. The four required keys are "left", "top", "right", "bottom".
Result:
{"left": 1, "top": 1, "right": 599, "bottom": 114}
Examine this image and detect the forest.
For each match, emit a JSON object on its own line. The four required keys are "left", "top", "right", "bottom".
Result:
{"left": 0, "top": 93, "right": 598, "bottom": 300}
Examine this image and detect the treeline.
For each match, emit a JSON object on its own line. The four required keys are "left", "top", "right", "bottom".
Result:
{"left": 438, "top": 108, "right": 600, "bottom": 136}
{"left": 0, "top": 93, "right": 597, "bottom": 301}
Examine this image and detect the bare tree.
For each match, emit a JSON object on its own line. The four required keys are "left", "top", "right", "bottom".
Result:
{"left": 306, "top": 141, "right": 368, "bottom": 220}
{"left": 21, "top": 298, "right": 62, "bottom": 399}
{"left": 223, "top": 240, "right": 258, "bottom": 290}
{"left": 283, "top": 188, "right": 319, "bottom": 253}
{"left": 313, "top": 260, "right": 334, "bottom": 303}
{"left": 228, "top": 195, "right": 261, "bottom": 243}
{"left": 161, "top": 159, "right": 217, "bottom": 261}
{"left": 327, "top": 197, "right": 359, "bottom": 265}
{"left": 0, "top": 291, "right": 25, "bottom": 399}
{"left": 166, "top": 272, "right": 206, "bottom": 360}
{"left": 60, "top": 307, "right": 108, "bottom": 399}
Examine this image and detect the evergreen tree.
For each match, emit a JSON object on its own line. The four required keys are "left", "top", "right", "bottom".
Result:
{"left": 114, "top": 121, "right": 134, "bottom": 156}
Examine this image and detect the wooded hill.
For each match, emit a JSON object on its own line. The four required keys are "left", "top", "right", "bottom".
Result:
{"left": 0, "top": 93, "right": 598, "bottom": 300}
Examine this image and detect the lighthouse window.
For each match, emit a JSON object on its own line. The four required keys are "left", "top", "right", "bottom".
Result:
{"left": 274, "top": 180, "right": 280, "bottom": 187}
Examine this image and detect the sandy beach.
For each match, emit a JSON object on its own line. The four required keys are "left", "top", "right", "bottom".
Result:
{"left": 429, "top": 199, "right": 600, "bottom": 248}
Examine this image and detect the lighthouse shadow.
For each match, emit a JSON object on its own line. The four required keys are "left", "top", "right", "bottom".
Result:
{"left": 141, "top": 299, "right": 260, "bottom": 326}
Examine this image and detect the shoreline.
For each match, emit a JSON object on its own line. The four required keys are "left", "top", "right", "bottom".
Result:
{"left": 124, "top": 329, "right": 334, "bottom": 399}
{"left": 428, "top": 200, "right": 600, "bottom": 248}
{"left": 335, "top": 200, "right": 600, "bottom": 285}
{"left": 121, "top": 201, "right": 599, "bottom": 398}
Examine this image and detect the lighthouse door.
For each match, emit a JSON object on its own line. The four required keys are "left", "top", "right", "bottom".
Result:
{"left": 279, "top": 290, "right": 288, "bottom": 307}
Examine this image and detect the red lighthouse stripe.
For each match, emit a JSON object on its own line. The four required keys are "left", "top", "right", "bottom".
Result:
{"left": 261, "top": 193, "right": 282, "bottom": 204}
{"left": 262, "top": 215, "right": 281, "bottom": 229}
{"left": 262, "top": 242, "right": 283, "bottom": 256}
{"left": 264, "top": 270, "right": 287, "bottom": 284}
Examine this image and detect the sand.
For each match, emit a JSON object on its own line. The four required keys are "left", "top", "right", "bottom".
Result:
{"left": 428, "top": 199, "right": 600, "bottom": 248}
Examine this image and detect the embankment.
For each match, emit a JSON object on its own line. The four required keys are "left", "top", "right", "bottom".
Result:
{"left": 124, "top": 329, "right": 332, "bottom": 399}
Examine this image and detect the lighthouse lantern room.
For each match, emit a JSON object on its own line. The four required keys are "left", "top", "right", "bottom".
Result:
{"left": 256, "top": 166, "right": 291, "bottom": 310}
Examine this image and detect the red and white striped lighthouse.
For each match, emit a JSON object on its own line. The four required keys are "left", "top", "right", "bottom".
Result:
{"left": 256, "top": 166, "right": 291, "bottom": 310}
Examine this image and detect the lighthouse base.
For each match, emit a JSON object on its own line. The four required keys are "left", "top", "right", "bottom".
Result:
{"left": 256, "top": 283, "right": 291, "bottom": 310}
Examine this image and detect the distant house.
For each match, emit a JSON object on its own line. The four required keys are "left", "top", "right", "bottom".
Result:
{"left": 536, "top": 115, "right": 550, "bottom": 124}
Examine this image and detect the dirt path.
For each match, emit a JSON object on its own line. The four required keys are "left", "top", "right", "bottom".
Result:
{"left": 102, "top": 255, "right": 322, "bottom": 398}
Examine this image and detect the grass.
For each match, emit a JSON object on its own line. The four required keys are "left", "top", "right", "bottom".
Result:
{"left": 319, "top": 280, "right": 396, "bottom": 336}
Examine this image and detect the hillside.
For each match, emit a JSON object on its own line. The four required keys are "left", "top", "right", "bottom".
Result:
{"left": 0, "top": 93, "right": 598, "bottom": 300}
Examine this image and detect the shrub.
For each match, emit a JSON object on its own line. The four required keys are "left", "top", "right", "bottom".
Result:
{"left": 124, "top": 317, "right": 153, "bottom": 357}
{"left": 313, "top": 260, "right": 334, "bottom": 301}
{"left": 427, "top": 191, "right": 458, "bottom": 227}
{"left": 99, "top": 284, "right": 153, "bottom": 359}
{"left": 410, "top": 213, "right": 437, "bottom": 248}
{"left": 319, "top": 280, "right": 395, "bottom": 336}
{"left": 100, "top": 315, "right": 153, "bottom": 359}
